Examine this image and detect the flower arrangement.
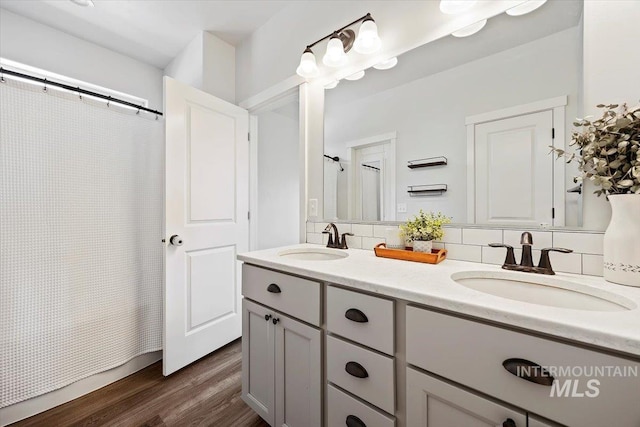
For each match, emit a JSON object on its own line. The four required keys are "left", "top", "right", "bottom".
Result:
{"left": 400, "top": 210, "right": 451, "bottom": 242}
{"left": 552, "top": 103, "right": 640, "bottom": 196}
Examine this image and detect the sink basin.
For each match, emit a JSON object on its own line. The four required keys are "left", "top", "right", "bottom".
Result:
{"left": 451, "top": 271, "right": 635, "bottom": 312}
{"left": 278, "top": 247, "right": 349, "bottom": 261}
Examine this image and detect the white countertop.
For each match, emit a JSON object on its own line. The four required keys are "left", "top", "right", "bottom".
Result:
{"left": 238, "top": 244, "right": 640, "bottom": 358}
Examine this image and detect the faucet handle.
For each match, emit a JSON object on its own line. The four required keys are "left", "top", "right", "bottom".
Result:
{"left": 489, "top": 243, "right": 516, "bottom": 266}
{"left": 339, "top": 233, "right": 354, "bottom": 249}
{"left": 538, "top": 247, "right": 573, "bottom": 273}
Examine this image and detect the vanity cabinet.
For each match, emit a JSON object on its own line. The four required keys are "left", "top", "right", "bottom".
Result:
{"left": 241, "top": 265, "right": 322, "bottom": 427}
{"left": 406, "top": 367, "right": 527, "bottom": 427}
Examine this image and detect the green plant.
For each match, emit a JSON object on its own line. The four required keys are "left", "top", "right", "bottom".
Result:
{"left": 400, "top": 210, "right": 451, "bottom": 242}
{"left": 552, "top": 103, "right": 640, "bottom": 196}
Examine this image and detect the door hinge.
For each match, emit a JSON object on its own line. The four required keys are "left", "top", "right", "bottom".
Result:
{"left": 248, "top": 132, "right": 250, "bottom": 142}
{"left": 248, "top": 211, "right": 251, "bottom": 220}
{"left": 552, "top": 207, "right": 555, "bottom": 219}
{"left": 552, "top": 128, "right": 555, "bottom": 139}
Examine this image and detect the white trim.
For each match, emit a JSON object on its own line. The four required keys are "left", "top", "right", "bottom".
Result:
{"left": 0, "top": 351, "right": 161, "bottom": 425}
{"left": 465, "top": 95, "right": 567, "bottom": 125}
{"left": 249, "top": 115, "right": 259, "bottom": 250}
{"left": 466, "top": 97, "right": 567, "bottom": 226}
{"left": 239, "top": 75, "right": 303, "bottom": 111}
{"left": 344, "top": 132, "right": 398, "bottom": 149}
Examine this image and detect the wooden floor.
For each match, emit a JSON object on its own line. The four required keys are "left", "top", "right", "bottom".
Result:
{"left": 11, "top": 339, "right": 269, "bottom": 427}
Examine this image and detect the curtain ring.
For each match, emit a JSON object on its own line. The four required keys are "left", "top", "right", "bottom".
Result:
{"left": 43, "top": 78, "right": 47, "bottom": 92}
{"left": 77, "top": 87, "right": 82, "bottom": 100}
{"left": 155, "top": 114, "right": 158, "bottom": 120}
{"left": 107, "top": 96, "right": 111, "bottom": 107}
{"left": 136, "top": 107, "right": 140, "bottom": 115}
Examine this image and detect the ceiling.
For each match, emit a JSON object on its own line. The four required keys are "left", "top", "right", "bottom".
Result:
{"left": 0, "top": 0, "right": 289, "bottom": 68}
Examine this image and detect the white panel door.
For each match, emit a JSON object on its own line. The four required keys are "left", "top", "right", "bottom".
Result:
{"left": 406, "top": 367, "right": 526, "bottom": 427}
{"left": 163, "top": 77, "right": 249, "bottom": 375}
{"left": 475, "top": 111, "right": 553, "bottom": 227}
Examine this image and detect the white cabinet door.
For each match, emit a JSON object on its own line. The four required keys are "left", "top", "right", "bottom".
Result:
{"left": 407, "top": 367, "right": 526, "bottom": 427}
{"left": 163, "top": 76, "right": 249, "bottom": 375}
{"left": 242, "top": 299, "right": 276, "bottom": 425}
{"left": 274, "top": 313, "right": 322, "bottom": 427}
{"left": 474, "top": 110, "right": 554, "bottom": 227}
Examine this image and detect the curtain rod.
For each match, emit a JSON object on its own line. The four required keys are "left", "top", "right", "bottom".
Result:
{"left": 0, "top": 67, "right": 163, "bottom": 116}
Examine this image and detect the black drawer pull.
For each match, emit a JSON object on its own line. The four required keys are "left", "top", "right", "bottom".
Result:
{"left": 267, "top": 283, "right": 281, "bottom": 293}
{"left": 345, "top": 361, "right": 369, "bottom": 378}
{"left": 345, "top": 308, "right": 368, "bottom": 323}
{"left": 346, "top": 414, "right": 366, "bottom": 427}
{"left": 502, "top": 418, "right": 516, "bottom": 427}
{"left": 503, "top": 358, "right": 554, "bottom": 386}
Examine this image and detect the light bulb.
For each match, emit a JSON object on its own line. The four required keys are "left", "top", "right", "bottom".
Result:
{"left": 296, "top": 48, "right": 319, "bottom": 78}
{"left": 452, "top": 19, "right": 487, "bottom": 37}
{"left": 345, "top": 70, "right": 365, "bottom": 81}
{"left": 439, "top": 0, "right": 476, "bottom": 14}
{"left": 325, "top": 80, "right": 340, "bottom": 89}
{"left": 354, "top": 18, "right": 381, "bottom": 55}
{"left": 506, "top": 0, "right": 547, "bottom": 16}
{"left": 373, "top": 57, "right": 398, "bottom": 70}
{"left": 323, "top": 35, "right": 348, "bottom": 67}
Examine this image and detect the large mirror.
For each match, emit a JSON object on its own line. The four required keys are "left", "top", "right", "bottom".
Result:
{"left": 323, "top": 0, "right": 584, "bottom": 228}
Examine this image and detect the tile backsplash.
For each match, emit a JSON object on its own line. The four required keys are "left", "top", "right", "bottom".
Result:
{"left": 306, "top": 221, "right": 605, "bottom": 277}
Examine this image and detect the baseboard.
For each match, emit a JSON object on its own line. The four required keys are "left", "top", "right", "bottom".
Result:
{"left": 0, "top": 351, "right": 162, "bottom": 426}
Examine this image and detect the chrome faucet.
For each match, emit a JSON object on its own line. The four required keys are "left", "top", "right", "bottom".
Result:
{"left": 323, "top": 223, "right": 354, "bottom": 249}
{"left": 489, "top": 232, "right": 572, "bottom": 275}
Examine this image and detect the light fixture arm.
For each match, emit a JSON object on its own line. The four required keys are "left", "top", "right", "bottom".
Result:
{"left": 305, "top": 13, "right": 373, "bottom": 50}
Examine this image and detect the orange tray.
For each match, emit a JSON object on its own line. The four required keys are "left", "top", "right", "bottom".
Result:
{"left": 374, "top": 243, "right": 447, "bottom": 264}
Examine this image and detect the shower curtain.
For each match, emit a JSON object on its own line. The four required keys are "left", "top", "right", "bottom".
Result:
{"left": 0, "top": 80, "right": 163, "bottom": 407}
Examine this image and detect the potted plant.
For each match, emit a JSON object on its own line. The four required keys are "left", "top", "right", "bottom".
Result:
{"left": 400, "top": 210, "right": 451, "bottom": 253}
{"left": 553, "top": 103, "right": 640, "bottom": 287}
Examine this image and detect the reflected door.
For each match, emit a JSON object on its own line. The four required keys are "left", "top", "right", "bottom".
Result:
{"left": 163, "top": 77, "right": 249, "bottom": 375}
{"left": 474, "top": 110, "right": 554, "bottom": 227}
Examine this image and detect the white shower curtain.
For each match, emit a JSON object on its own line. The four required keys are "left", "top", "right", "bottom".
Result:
{"left": 0, "top": 80, "right": 163, "bottom": 407}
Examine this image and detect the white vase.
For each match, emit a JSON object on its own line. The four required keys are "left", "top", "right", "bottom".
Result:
{"left": 413, "top": 240, "right": 433, "bottom": 253}
{"left": 603, "top": 194, "right": 640, "bottom": 287}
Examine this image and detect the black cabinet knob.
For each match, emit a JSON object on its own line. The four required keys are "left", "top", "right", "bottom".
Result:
{"left": 345, "top": 308, "right": 368, "bottom": 323}
{"left": 345, "top": 361, "right": 369, "bottom": 378}
{"left": 267, "top": 283, "right": 281, "bottom": 293}
{"left": 272, "top": 317, "right": 280, "bottom": 325}
{"left": 502, "top": 418, "right": 516, "bottom": 427}
{"left": 264, "top": 314, "right": 272, "bottom": 321}
{"left": 502, "top": 358, "right": 555, "bottom": 386}
{"left": 346, "top": 414, "right": 366, "bottom": 427}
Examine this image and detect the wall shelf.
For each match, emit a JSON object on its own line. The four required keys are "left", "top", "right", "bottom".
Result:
{"left": 407, "top": 156, "right": 447, "bottom": 169}
{"left": 407, "top": 184, "right": 447, "bottom": 196}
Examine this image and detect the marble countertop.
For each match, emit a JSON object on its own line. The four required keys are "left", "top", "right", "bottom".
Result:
{"left": 238, "top": 244, "right": 640, "bottom": 358}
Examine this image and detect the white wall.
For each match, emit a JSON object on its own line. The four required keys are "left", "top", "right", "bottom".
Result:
{"left": 581, "top": 0, "right": 640, "bottom": 230}
{"left": 325, "top": 27, "right": 581, "bottom": 224}
{"left": 0, "top": 9, "right": 163, "bottom": 108}
{"left": 164, "top": 31, "right": 236, "bottom": 103}
{"left": 257, "top": 106, "right": 300, "bottom": 249}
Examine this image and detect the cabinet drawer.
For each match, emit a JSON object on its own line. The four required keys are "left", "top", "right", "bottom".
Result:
{"left": 327, "top": 286, "right": 394, "bottom": 355}
{"left": 242, "top": 264, "right": 320, "bottom": 326}
{"left": 327, "top": 385, "right": 395, "bottom": 427}
{"left": 406, "top": 306, "right": 640, "bottom": 427}
{"left": 327, "top": 335, "right": 395, "bottom": 414}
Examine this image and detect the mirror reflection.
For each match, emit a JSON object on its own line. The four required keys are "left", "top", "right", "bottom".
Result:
{"left": 323, "top": 0, "right": 584, "bottom": 227}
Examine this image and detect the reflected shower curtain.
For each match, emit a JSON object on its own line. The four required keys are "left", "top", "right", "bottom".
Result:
{"left": 0, "top": 80, "right": 163, "bottom": 407}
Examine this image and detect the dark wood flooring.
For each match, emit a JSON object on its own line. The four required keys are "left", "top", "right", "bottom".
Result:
{"left": 11, "top": 339, "right": 269, "bottom": 427}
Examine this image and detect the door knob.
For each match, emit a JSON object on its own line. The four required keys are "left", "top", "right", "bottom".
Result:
{"left": 169, "top": 235, "right": 183, "bottom": 246}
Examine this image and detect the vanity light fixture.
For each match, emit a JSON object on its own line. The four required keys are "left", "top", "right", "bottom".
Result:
{"left": 344, "top": 70, "right": 365, "bottom": 81}
{"left": 506, "top": 0, "right": 547, "bottom": 16}
{"left": 70, "top": 0, "right": 95, "bottom": 6}
{"left": 295, "top": 13, "right": 382, "bottom": 78}
{"left": 324, "top": 80, "right": 340, "bottom": 89}
{"left": 451, "top": 19, "right": 487, "bottom": 37}
{"left": 439, "top": 0, "right": 477, "bottom": 15}
{"left": 373, "top": 57, "right": 398, "bottom": 70}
